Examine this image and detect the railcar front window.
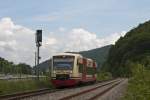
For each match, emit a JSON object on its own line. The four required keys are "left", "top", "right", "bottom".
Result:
{"left": 53, "top": 56, "right": 74, "bottom": 70}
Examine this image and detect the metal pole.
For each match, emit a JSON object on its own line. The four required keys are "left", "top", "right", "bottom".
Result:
{"left": 35, "top": 29, "right": 42, "bottom": 80}
{"left": 35, "top": 52, "right": 37, "bottom": 75}
{"left": 37, "top": 43, "right": 40, "bottom": 80}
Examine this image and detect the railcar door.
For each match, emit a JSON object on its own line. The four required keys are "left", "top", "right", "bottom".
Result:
{"left": 78, "top": 58, "right": 87, "bottom": 80}
{"left": 82, "top": 58, "right": 87, "bottom": 80}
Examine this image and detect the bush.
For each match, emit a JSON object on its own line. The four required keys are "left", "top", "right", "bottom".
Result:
{"left": 123, "top": 63, "right": 150, "bottom": 100}
{"left": 97, "top": 71, "right": 112, "bottom": 81}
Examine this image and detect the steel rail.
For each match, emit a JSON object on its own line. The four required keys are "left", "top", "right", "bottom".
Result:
{"left": 0, "top": 88, "right": 55, "bottom": 100}
{"left": 0, "top": 79, "right": 119, "bottom": 100}
{"left": 59, "top": 79, "right": 121, "bottom": 100}
{"left": 88, "top": 81, "right": 122, "bottom": 100}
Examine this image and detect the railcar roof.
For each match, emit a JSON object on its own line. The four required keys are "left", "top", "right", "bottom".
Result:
{"left": 87, "top": 58, "right": 92, "bottom": 61}
{"left": 53, "top": 52, "right": 82, "bottom": 57}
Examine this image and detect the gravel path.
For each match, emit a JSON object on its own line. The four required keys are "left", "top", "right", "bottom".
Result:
{"left": 22, "top": 79, "right": 125, "bottom": 100}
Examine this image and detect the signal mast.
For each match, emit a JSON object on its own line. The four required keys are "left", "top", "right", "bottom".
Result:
{"left": 35, "top": 30, "right": 42, "bottom": 80}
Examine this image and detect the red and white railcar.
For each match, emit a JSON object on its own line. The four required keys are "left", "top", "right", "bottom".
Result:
{"left": 51, "top": 53, "right": 97, "bottom": 87}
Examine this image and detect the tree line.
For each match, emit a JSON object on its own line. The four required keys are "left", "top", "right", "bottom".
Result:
{"left": 0, "top": 57, "right": 32, "bottom": 75}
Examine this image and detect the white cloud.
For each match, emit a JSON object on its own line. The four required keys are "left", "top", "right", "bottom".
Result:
{"left": 63, "top": 28, "right": 101, "bottom": 51}
{"left": 41, "top": 28, "right": 126, "bottom": 62}
{"left": 0, "top": 17, "right": 35, "bottom": 65}
{"left": 99, "top": 31, "right": 126, "bottom": 45}
{"left": 0, "top": 17, "right": 126, "bottom": 66}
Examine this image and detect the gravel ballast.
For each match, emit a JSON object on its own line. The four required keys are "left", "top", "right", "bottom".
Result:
{"left": 98, "top": 79, "right": 128, "bottom": 100}
{"left": 22, "top": 79, "right": 128, "bottom": 100}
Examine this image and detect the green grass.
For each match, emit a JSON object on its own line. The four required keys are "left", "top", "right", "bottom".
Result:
{"left": 97, "top": 71, "right": 112, "bottom": 81}
{"left": 0, "top": 77, "right": 53, "bottom": 95}
{"left": 123, "top": 64, "right": 150, "bottom": 100}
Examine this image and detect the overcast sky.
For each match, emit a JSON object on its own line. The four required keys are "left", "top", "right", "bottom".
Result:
{"left": 0, "top": 0, "right": 150, "bottom": 66}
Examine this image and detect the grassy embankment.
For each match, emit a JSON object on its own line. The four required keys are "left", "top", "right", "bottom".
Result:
{"left": 123, "top": 63, "right": 150, "bottom": 100}
{"left": 0, "top": 70, "right": 113, "bottom": 96}
{"left": 0, "top": 77, "right": 53, "bottom": 96}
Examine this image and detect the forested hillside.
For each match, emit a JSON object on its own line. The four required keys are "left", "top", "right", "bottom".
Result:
{"left": 80, "top": 45, "right": 111, "bottom": 68}
{"left": 103, "top": 20, "right": 150, "bottom": 77}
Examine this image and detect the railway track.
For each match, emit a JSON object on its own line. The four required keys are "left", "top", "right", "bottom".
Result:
{"left": 0, "top": 78, "right": 123, "bottom": 100}
{"left": 0, "top": 88, "right": 56, "bottom": 100}
{"left": 59, "top": 79, "right": 122, "bottom": 100}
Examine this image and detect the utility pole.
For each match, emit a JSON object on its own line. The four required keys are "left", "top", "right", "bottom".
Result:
{"left": 35, "top": 51, "right": 37, "bottom": 75}
{"left": 35, "top": 30, "right": 42, "bottom": 80}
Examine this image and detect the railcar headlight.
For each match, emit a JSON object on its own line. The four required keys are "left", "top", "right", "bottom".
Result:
{"left": 70, "top": 71, "right": 73, "bottom": 73}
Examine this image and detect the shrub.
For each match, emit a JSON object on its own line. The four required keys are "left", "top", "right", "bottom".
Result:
{"left": 97, "top": 71, "right": 112, "bottom": 81}
{"left": 123, "top": 63, "right": 150, "bottom": 100}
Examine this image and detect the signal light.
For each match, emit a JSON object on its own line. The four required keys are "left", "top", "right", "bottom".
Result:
{"left": 36, "top": 30, "right": 42, "bottom": 43}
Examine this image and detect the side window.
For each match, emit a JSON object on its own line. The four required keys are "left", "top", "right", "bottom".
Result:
{"left": 87, "top": 67, "right": 96, "bottom": 75}
{"left": 78, "top": 58, "right": 83, "bottom": 73}
{"left": 79, "top": 63, "right": 83, "bottom": 73}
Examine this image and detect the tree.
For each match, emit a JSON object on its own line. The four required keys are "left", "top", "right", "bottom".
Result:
{"left": 104, "top": 20, "right": 150, "bottom": 77}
